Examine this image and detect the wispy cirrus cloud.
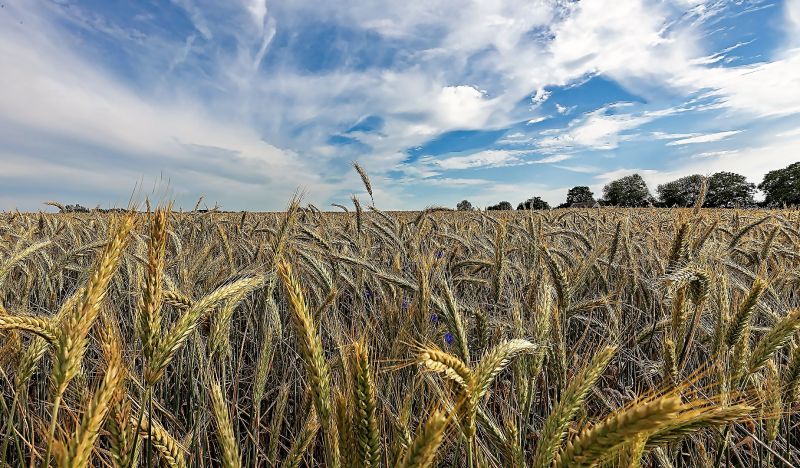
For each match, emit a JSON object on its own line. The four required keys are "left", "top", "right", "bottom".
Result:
{"left": 692, "top": 150, "right": 740, "bottom": 158}
{"left": 536, "top": 105, "right": 661, "bottom": 151}
{"left": 666, "top": 130, "right": 743, "bottom": 145}
{"left": 424, "top": 150, "right": 571, "bottom": 170}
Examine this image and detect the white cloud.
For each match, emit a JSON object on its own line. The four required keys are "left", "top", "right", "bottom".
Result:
{"left": 776, "top": 127, "right": 800, "bottom": 138}
{"left": 435, "top": 85, "right": 492, "bottom": 128}
{"left": 650, "top": 132, "right": 700, "bottom": 140}
{"left": 786, "top": 0, "right": 800, "bottom": 48}
{"left": 671, "top": 50, "right": 800, "bottom": 118}
{"left": 530, "top": 88, "right": 551, "bottom": 107}
{"left": 536, "top": 154, "right": 572, "bottom": 164}
{"left": 428, "top": 150, "right": 527, "bottom": 170}
{"left": 666, "top": 130, "right": 742, "bottom": 145}
{"left": 411, "top": 177, "right": 492, "bottom": 187}
{"left": 537, "top": 106, "right": 657, "bottom": 151}
{"left": 527, "top": 116, "right": 548, "bottom": 125}
{"left": 692, "top": 150, "right": 739, "bottom": 158}
{"left": 555, "top": 164, "right": 601, "bottom": 174}
{"left": 426, "top": 150, "right": 571, "bottom": 170}
{"left": 555, "top": 104, "right": 576, "bottom": 115}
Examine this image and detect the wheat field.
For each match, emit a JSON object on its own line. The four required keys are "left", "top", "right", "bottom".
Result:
{"left": 1, "top": 192, "right": 800, "bottom": 466}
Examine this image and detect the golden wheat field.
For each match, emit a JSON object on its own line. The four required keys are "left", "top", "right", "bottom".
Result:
{"left": 1, "top": 199, "right": 800, "bottom": 467}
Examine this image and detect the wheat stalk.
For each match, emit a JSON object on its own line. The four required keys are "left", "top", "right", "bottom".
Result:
{"left": 277, "top": 258, "right": 340, "bottom": 467}
{"left": 532, "top": 346, "right": 617, "bottom": 468}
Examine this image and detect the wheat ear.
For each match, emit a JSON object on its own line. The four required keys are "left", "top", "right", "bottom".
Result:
{"left": 749, "top": 308, "right": 800, "bottom": 373}
{"left": 209, "top": 378, "right": 241, "bottom": 468}
{"left": 555, "top": 396, "right": 682, "bottom": 468}
{"left": 282, "top": 409, "right": 320, "bottom": 468}
{"left": 139, "top": 208, "right": 168, "bottom": 362}
{"left": 396, "top": 410, "right": 448, "bottom": 468}
{"left": 53, "top": 214, "right": 133, "bottom": 397}
{"left": 48, "top": 214, "right": 134, "bottom": 466}
{"left": 146, "top": 275, "right": 264, "bottom": 385}
{"left": 60, "top": 327, "right": 125, "bottom": 467}
{"left": 353, "top": 161, "right": 374, "bottom": 204}
{"left": 136, "top": 416, "right": 187, "bottom": 468}
{"left": 350, "top": 339, "right": 382, "bottom": 467}
{"left": 419, "top": 348, "right": 471, "bottom": 389}
{"left": 0, "top": 314, "right": 56, "bottom": 343}
{"left": 726, "top": 278, "right": 766, "bottom": 347}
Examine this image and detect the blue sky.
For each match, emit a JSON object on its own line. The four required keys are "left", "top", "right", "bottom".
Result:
{"left": 1, "top": 0, "right": 799, "bottom": 210}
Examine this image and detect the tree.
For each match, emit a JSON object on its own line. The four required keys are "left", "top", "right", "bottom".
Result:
{"left": 487, "top": 201, "right": 513, "bottom": 210}
{"left": 517, "top": 197, "right": 550, "bottom": 210}
{"left": 602, "top": 174, "right": 652, "bottom": 207}
{"left": 657, "top": 174, "right": 704, "bottom": 207}
{"left": 706, "top": 172, "right": 756, "bottom": 207}
{"left": 565, "top": 186, "right": 595, "bottom": 206}
{"left": 456, "top": 200, "right": 474, "bottom": 211}
{"left": 758, "top": 162, "right": 800, "bottom": 207}
{"left": 64, "top": 204, "right": 90, "bottom": 213}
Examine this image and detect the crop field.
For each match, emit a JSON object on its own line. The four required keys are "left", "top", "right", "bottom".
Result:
{"left": 1, "top": 201, "right": 800, "bottom": 467}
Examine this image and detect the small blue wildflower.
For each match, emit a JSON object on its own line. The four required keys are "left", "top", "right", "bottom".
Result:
{"left": 402, "top": 297, "right": 410, "bottom": 310}
{"left": 435, "top": 250, "right": 444, "bottom": 259}
{"left": 430, "top": 313, "right": 439, "bottom": 324}
{"left": 364, "top": 288, "right": 373, "bottom": 299}
{"left": 444, "top": 332, "right": 454, "bottom": 345}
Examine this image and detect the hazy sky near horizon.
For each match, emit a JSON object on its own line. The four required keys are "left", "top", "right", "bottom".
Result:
{"left": 1, "top": 0, "right": 799, "bottom": 210}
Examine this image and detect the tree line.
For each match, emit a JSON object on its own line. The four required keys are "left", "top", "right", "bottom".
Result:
{"left": 457, "top": 161, "right": 800, "bottom": 211}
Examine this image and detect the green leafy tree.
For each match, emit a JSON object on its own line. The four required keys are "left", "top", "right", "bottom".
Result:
{"left": 517, "top": 197, "right": 550, "bottom": 210}
{"left": 602, "top": 174, "right": 652, "bottom": 207}
{"left": 657, "top": 174, "right": 704, "bottom": 207}
{"left": 706, "top": 172, "right": 756, "bottom": 207}
{"left": 565, "top": 186, "right": 595, "bottom": 206}
{"left": 487, "top": 201, "right": 513, "bottom": 211}
{"left": 456, "top": 200, "right": 475, "bottom": 211}
{"left": 758, "top": 162, "right": 800, "bottom": 207}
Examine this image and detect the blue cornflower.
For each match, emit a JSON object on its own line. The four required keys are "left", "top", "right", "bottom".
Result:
{"left": 435, "top": 250, "right": 444, "bottom": 259}
{"left": 430, "top": 313, "right": 439, "bottom": 324}
{"left": 444, "top": 332, "right": 454, "bottom": 345}
{"left": 402, "top": 297, "right": 410, "bottom": 310}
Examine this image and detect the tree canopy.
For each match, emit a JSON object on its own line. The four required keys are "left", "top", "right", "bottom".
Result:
{"left": 656, "top": 174, "right": 704, "bottom": 207}
{"left": 456, "top": 200, "right": 474, "bottom": 211}
{"left": 455, "top": 164, "right": 799, "bottom": 210}
{"left": 758, "top": 162, "right": 800, "bottom": 207}
{"left": 602, "top": 174, "right": 652, "bottom": 207}
{"left": 487, "top": 201, "right": 513, "bottom": 210}
{"left": 706, "top": 172, "right": 756, "bottom": 207}
{"left": 517, "top": 196, "right": 550, "bottom": 210}
{"left": 565, "top": 186, "right": 595, "bottom": 206}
